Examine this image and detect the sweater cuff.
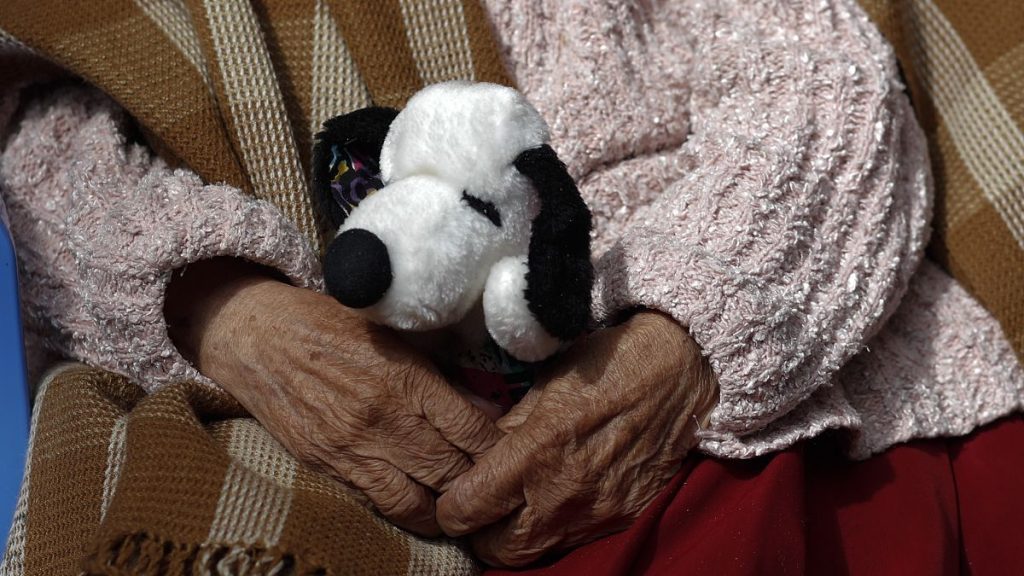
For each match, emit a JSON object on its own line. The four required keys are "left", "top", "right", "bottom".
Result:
{"left": 2, "top": 85, "right": 322, "bottom": 391}
{"left": 590, "top": 92, "right": 930, "bottom": 457}
{"left": 66, "top": 173, "right": 323, "bottom": 391}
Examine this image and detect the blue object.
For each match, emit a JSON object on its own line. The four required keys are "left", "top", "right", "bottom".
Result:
{"left": 0, "top": 198, "right": 29, "bottom": 547}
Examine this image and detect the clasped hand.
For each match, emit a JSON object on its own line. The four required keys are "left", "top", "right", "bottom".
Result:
{"left": 167, "top": 264, "right": 716, "bottom": 567}
{"left": 436, "top": 311, "right": 717, "bottom": 566}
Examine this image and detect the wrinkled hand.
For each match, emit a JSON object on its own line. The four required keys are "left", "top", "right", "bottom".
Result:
{"left": 166, "top": 259, "right": 502, "bottom": 536}
{"left": 436, "top": 312, "right": 718, "bottom": 567}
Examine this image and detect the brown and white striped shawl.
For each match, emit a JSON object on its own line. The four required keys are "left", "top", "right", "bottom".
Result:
{"left": 0, "top": 1, "right": 510, "bottom": 574}
{"left": 3, "top": 0, "right": 1024, "bottom": 573}
{"left": 3, "top": 365, "right": 481, "bottom": 575}
{"left": 0, "top": 0, "right": 511, "bottom": 253}
{"left": 857, "top": 0, "right": 1024, "bottom": 363}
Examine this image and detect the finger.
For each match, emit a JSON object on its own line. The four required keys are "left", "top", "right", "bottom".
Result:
{"left": 473, "top": 498, "right": 630, "bottom": 568}
{"left": 495, "top": 385, "right": 542, "bottom": 434}
{"left": 435, "top": 434, "right": 529, "bottom": 537}
{"left": 374, "top": 417, "right": 475, "bottom": 492}
{"left": 341, "top": 457, "right": 441, "bottom": 537}
{"left": 471, "top": 510, "right": 555, "bottom": 568}
{"left": 418, "top": 380, "right": 504, "bottom": 460}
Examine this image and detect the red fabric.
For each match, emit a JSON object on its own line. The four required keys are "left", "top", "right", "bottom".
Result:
{"left": 485, "top": 416, "right": 1024, "bottom": 576}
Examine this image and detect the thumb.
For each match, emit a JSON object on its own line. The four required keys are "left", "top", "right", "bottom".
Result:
{"left": 436, "top": 433, "right": 528, "bottom": 537}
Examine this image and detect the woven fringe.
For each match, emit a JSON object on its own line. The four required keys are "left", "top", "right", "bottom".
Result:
{"left": 84, "top": 532, "right": 325, "bottom": 576}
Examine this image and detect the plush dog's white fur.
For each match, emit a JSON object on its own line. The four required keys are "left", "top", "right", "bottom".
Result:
{"left": 337, "top": 81, "right": 560, "bottom": 361}
{"left": 483, "top": 255, "right": 561, "bottom": 361}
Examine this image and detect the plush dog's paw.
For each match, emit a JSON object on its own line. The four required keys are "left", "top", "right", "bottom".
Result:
{"left": 483, "top": 256, "right": 561, "bottom": 362}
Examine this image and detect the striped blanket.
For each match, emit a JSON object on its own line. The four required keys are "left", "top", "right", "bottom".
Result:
{"left": 1, "top": 0, "right": 1022, "bottom": 574}
{"left": 0, "top": 0, "right": 511, "bottom": 252}
{"left": 5, "top": 365, "right": 479, "bottom": 574}
{"left": 0, "top": 1, "right": 508, "bottom": 573}
{"left": 858, "top": 0, "right": 1024, "bottom": 363}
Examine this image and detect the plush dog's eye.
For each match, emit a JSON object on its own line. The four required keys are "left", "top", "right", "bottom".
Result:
{"left": 462, "top": 191, "right": 502, "bottom": 227}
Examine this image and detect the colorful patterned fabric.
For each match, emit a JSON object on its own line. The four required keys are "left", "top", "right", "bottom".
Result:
{"left": 457, "top": 339, "right": 535, "bottom": 412}
{"left": 328, "top": 143, "right": 384, "bottom": 220}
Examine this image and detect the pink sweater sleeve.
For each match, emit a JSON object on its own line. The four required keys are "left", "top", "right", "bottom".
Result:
{"left": 0, "top": 85, "right": 322, "bottom": 390}
{"left": 486, "top": 0, "right": 933, "bottom": 454}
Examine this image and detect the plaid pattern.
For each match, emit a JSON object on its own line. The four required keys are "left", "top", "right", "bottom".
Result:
{"left": 0, "top": 1, "right": 510, "bottom": 573}
{"left": 0, "top": 0, "right": 511, "bottom": 251}
{"left": 857, "top": 0, "right": 1024, "bottom": 362}
{"left": 1, "top": 365, "right": 478, "bottom": 575}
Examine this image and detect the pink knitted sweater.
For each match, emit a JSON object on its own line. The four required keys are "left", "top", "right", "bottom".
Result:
{"left": 1, "top": 0, "right": 1021, "bottom": 459}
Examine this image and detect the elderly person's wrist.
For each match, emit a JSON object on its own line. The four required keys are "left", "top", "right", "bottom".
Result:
{"left": 627, "top": 310, "right": 718, "bottom": 417}
{"left": 164, "top": 258, "right": 282, "bottom": 376}
{"left": 596, "top": 310, "right": 719, "bottom": 437}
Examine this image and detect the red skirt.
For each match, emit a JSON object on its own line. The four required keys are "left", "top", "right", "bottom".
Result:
{"left": 485, "top": 415, "right": 1024, "bottom": 575}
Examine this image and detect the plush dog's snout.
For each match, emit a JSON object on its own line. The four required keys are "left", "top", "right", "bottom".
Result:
{"left": 325, "top": 229, "right": 393, "bottom": 309}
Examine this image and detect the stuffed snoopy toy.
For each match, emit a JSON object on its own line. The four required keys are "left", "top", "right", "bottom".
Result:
{"left": 312, "top": 81, "right": 593, "bottom": 407}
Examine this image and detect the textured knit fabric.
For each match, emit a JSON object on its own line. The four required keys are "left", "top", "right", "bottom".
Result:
{"left": 0, "top": 0, "right": 513, "bottom": 251}
{"left": 0, "top": 87, "right": 321, "bottom": 391}
{"left": 484, "top": 0, "right": 1022, "bottom": 457}
{"left": 0, "top": 6, "right": 518, "bottom": 570}
{"left": 1, "top": 1, "right": 1023, "bottom": 574}
{"left": 0, "top": 0, "right": 1021, "bottom": 461}
{"left": 0, "top": 0, "right": 512, "bottom": 384}
{"left": 857, "top": 0, "right": 1024, "bottom": 364}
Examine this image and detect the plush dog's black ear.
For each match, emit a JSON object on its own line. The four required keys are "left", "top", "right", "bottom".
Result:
{"left": 312, "top": 107, "right": 399, "bottom": 230}
{"left": 514, "top": 145, "right": 593, "bottom": 341}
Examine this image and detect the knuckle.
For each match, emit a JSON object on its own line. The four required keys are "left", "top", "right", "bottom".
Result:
{"left": 384, "top": 361, "right": 428, "bottom": 395}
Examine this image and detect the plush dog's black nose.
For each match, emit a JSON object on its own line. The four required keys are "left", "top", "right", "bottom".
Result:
{"left": 324, "top": 229, "right": 392, "bottom": 309}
